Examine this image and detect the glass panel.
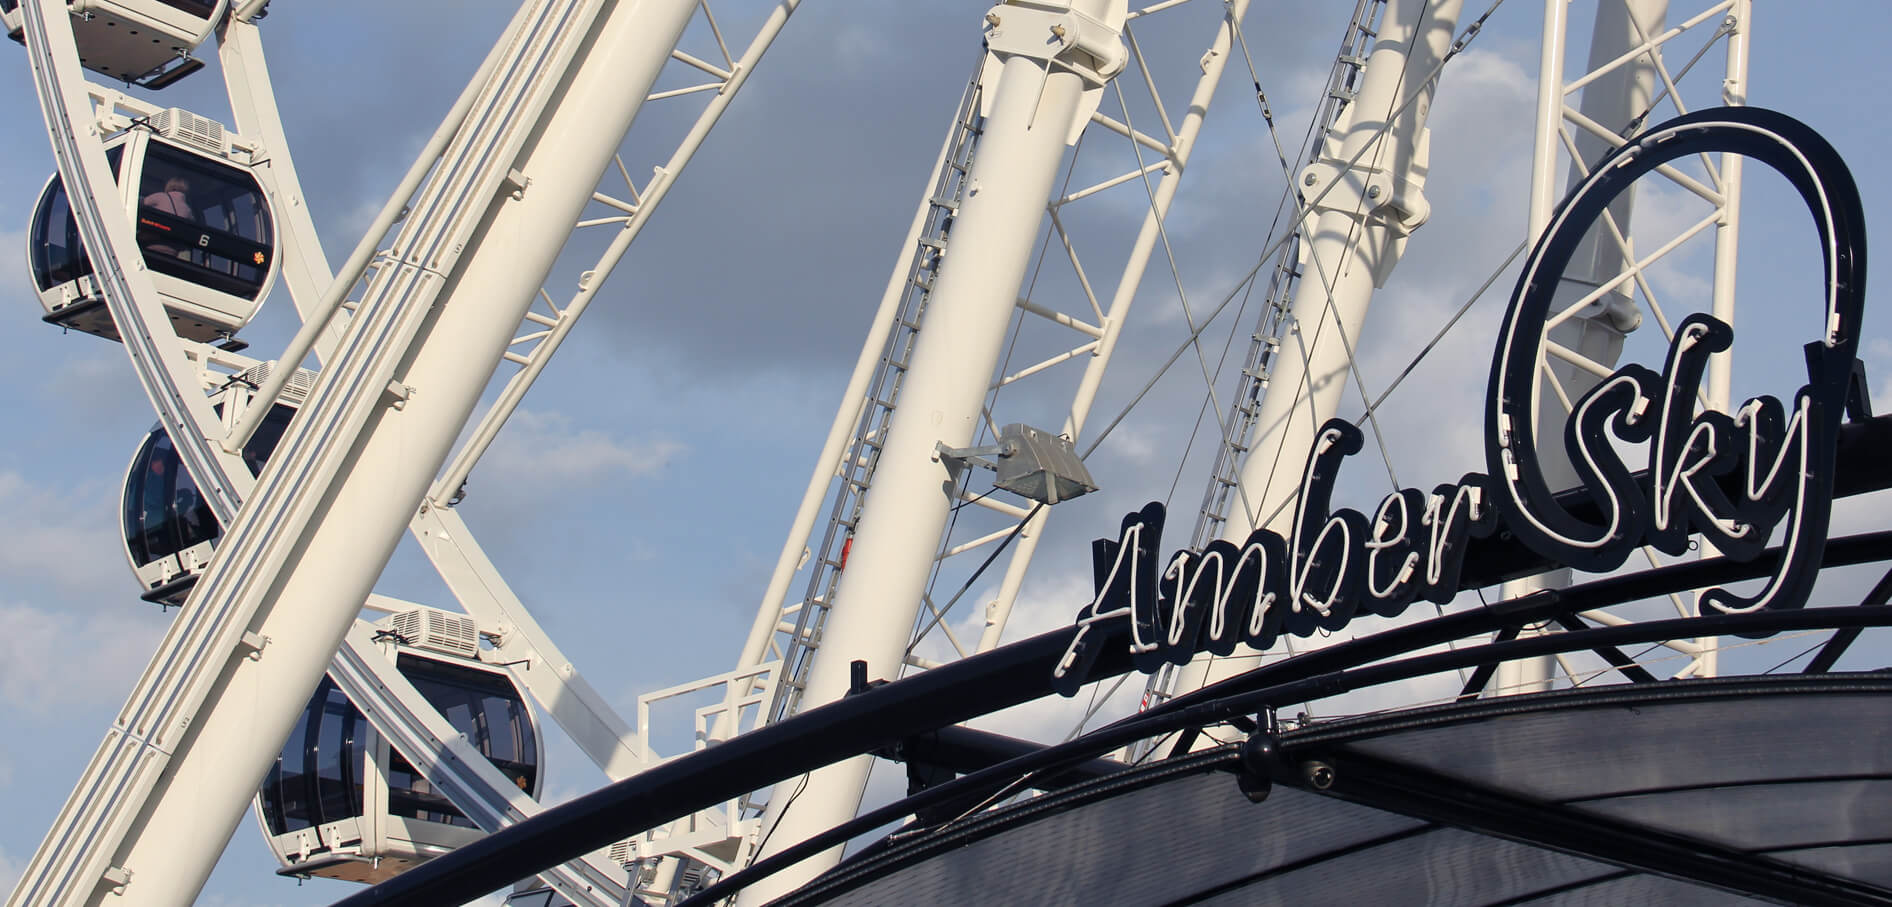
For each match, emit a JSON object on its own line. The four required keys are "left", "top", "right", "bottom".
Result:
{"left": 121, "top": 403, "right": 292, "bottom": 569}
{"left": 386, "top": 749, "right": 476, "bottom": 829}
{"left": 29, "top": 179, "right": 84, "bottom": 292}
{"left": 29, "top": 146, "right": 122, "bottom": 292}
{"left": 153, "top": 0, "right": 218, "bottom": 18}
{"left": 136, "top": 143, "right": 273, "bottom": 301}
{"left": 122, "top": 430, "right": 159, "bottom": 567}
{"left": 262, "top": 682, "right": 322, "bottom": 835}
{"left": 261, "top": 676, "right": 366, "bottom": 836}
{"left": 314, "top": 683, "right": 361, "bottom": 825}
{"left": 122, "top": 429, "right": 217, "bottom": 567}
{"left": 401, "top": 655, "right": 538, "bottom": 796}
{"left": 132, "top": 432, "right": 178, "bottom": 564}
{"left": 242, "top": 404, "right": 294, "bottom": 477}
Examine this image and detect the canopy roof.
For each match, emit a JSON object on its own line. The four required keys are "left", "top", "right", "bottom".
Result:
{"left": 783, "top": 674, "right": 1892, "bottom": 906}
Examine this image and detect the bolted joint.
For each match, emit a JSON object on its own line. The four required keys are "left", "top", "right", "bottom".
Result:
{"left": 982, "top": 2, "right": 1127, "bottom": 86}
{"left": 1302, "top": 760, "right": 1336, "bottom": 791}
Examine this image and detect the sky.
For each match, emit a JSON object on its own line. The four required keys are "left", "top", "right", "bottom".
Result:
{"left": 2, "top": 0, "right": 1891, "bottom": 904}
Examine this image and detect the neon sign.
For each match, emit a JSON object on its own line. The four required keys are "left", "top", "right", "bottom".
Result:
{"left": 1056, "top": 106, "right": 1868, "bottom": 695}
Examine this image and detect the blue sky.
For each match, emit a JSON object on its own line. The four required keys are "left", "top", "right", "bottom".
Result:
{"left": 2, "top": 1, "right": 1891, "bottom": 903}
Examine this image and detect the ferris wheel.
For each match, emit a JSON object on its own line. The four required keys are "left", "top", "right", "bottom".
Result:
{"left": 3, "top": 0, "right": 1890, "bottom": 905}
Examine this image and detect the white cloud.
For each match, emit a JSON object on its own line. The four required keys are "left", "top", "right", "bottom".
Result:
{"left": 1866, "top": 338, "right": 1892, "bottom": 408}
{"left": 0, "top": 470, "right": 129, "bottom": 601}
{"left": 479, "top": 409, "right": 685, "bottom": 485}
{"left": 0, "top": 229, "right": 24, "bottom": 297}
{"left": 0, "top": 600, "right": 164, "bottom": 715}
{"left": 0, "top": 846, "right": 19, "bottom": 901}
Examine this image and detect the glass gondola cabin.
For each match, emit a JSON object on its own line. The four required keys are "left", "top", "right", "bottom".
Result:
{"left": 1, "top": 0, "right": 222, "bottom": 88}
{"left": 254, "top": 610, "right": 543, "bottom": 885}
{"left": 29, "top": 112, "right": 276, "bottom": 344}
{"left": 120, "top": 363, "right": 307, "bottom": 605}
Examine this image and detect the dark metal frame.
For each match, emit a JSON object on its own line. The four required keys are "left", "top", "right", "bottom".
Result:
{"left": 333, "top": 517, "right": 1892, "bottom": 906}
{"left": 763, "top": 676, "right": 1892, "bottom": 907}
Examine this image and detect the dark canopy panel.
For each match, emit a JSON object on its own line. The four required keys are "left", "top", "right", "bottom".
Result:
{"left": 782, "top": 676, "right": 1892, "bottom": 906}
{"left": 121, "top": 403, "right": 292, "bottom": 570}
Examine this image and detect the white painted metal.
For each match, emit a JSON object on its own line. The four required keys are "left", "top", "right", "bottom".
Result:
{"left": 18, "top": 0, "right": 806, "bottom": 899}
{"left": 752, "top": 3, "right": 1258, "bottom": 750}
{"left": 741, "top": 2, "right": 1131, "bottom": 898}
{"left": 214, "top": 16, "right": 354, "bottom": 371}
{"left": 1498, "top": 0, "right": 1799, "bottom": 695}
{"left": 735, "top": 89, "right": 963, "bottom": 677}
{"left": 1174, "top": 0, "right": 1465, "bottom": 695}
{"left": 1695, "top": 0, "right": 1750, "bottom": 679}
{"left": 10, "top": 0, "right": 707, "bottom": 902}
{"left": 8, "top": 4, "right": 283, "bottom": 897}
{"left": 432, "top": 0, "right": 804, "bottom": 505}
{"left": 220, "top": 10, "right": 653, "bottom": 888}
{"left": 5, "top": 0, "right": 1775, "bottom": 902}
{"left": 224, "top": 4, "right": 660, "bottom": 793}
{"left": 1186, "top": 0, "right": 1388, "bottom": 554}
{"left": 755, "top": 65, "right": 989, "bottom": 727}
{"left": 413, "top": 506, "right": 652, "bottom": 781}
{"left": 0, "top": 0, "right": 225, "bottom": 86}
{"left": 973, "top": 0, "right": 1254, "bottom": 653}
{"left": 325, "top": 621, "right": 629, "bottom": 901}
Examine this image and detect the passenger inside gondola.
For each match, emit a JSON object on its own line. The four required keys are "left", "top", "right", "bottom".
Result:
{"left": 140, "top": 176, "right": 192, "bottom": 258}
{"left": 30, "top": 129, "right": 276, "bottom": 344}
{"left": 133, "top": 146, "right": 272, "bottom": 298}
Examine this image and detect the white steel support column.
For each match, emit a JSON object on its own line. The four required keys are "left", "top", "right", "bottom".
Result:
{"left": 975, "top": 0, "right": 1251, "bottom": 653}
{"left": 1528, "top": 0, "right": 1571, "bottom": 240}
{"left": 1501, "top": 0, "right": 1668, "bottom": 696}
{"left": 742, "top": 2, "right": 1126, "bottom": 900}
{"left": 1177, "top": 0, "right": 1462, "bottom": 693}
{"left": 63, "top": 2, "right": 701, "bottom": 902}
{"left": 1694, "top": 0, "right": 1749, "bottom": 679}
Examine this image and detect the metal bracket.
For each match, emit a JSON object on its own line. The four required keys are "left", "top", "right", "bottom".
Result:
{"left": 238, "top": 630, "right": 270, "bottom": 658}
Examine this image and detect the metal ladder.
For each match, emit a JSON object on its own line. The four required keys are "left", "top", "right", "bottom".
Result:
{"left": 1141, "top": 0, "right": 1392, "bottom": 721}
{"left": 766, "top": 71, "right": 986, "bottom": 724}
{"left": 1189, "top": 0, "right": 1390, "bottom": 551}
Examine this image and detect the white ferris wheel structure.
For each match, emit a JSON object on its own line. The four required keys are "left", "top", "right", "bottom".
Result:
{"left": 0, "top": 0, "right": 1885, "bottom": 904}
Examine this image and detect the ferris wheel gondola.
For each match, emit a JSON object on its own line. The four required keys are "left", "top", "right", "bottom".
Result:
{"left": 0, "top": 0, "right": 221, "bottom": 87}
{"left": 119, "top": 363, "right": 304, "bottom": 605}
{"left": 253, "top": 609, "right": 544, "bottom": 885}
{"left": 28, "top": 111, "right": 277, "bottom": 346}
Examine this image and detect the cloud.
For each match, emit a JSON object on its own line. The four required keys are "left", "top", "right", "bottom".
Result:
{"left": 0, "top": 470, "right": 130, "bottom": 601}
{"left": 0, "top": 600, "right": 164, "bottom": 715}
{"left": 0, "top": 846, "right": 19, "bottom": 901}
{"left": 479, "top": 409, "right": 685, "bottom": 485}
{"left": 1866, "top": 339, "right": 1892, "bottom": 408}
